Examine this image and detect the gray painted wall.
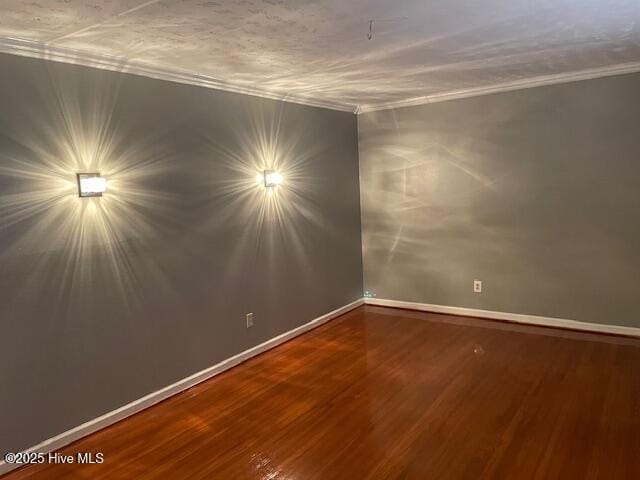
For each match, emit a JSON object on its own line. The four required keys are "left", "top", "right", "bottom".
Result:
{"left": 359, "top": 73, "right": 640, "bottom": 328}
{"left": 0, "top": 53, "right": 362, "bottom": 455}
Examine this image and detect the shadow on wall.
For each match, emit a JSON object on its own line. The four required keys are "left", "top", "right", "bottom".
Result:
{"left": 360, "top": 102, "right": 522, "bottom": 305}
{"left": 359, "top": 79, "right": 640, "bottom": 326}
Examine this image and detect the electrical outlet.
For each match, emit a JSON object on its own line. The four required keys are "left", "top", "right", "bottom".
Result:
{"left": 474, "top": 280, "right": 482, "bottom": 293}
{"left": 246, "top": 313, "right": 254, "bottom": 328}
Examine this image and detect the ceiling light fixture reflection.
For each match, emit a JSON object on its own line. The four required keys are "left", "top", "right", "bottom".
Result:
{"left": 77, "top": 173, "right": 107, "bottom": 197}
{"left": 263, "top": 170, "right": 283, "bottom": 188}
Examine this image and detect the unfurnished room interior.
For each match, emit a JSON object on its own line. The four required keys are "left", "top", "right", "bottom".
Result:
{"left": 1, "top": 1, "right": 639, "bottom": 479}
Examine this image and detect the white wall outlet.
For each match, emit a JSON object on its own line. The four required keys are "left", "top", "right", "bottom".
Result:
{"left": 246, "top": 313, "right": 254, "bottom": 328}
{"left": 474, "top": 280, "right": 483, "bottom": 293}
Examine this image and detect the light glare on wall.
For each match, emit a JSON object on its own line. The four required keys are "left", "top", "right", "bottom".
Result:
{"left": 263, "top": 170, "right": 283, "bottom": 188}
{"left": 77, "top": 173, "right": 107, "bottom": 197}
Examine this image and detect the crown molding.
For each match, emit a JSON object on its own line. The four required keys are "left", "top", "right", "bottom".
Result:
{"left": 0, "top": 36, "right": 358, "bottom": 114}
{"left": 357, "top": 61, "right": 640, "bottom": 114}
{"left": 3, "top": 36, "right": 640, "bottom": 117}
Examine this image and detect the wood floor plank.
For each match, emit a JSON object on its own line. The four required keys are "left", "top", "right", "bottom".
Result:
{"left": 3, "top": 305, "right": 640, "bottom": 479}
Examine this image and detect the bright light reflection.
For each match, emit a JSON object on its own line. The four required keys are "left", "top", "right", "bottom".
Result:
{"left": 263, "top": 170, "right": 283, "bottom": 188}
{"left": 197, "top": 100, "right": 338, "bottom": 297}
{"left": 77, "top": 173, "right": 107, "bottom": 197}
{"left": 0, "top": 66, "right": 182, "bottom": 317}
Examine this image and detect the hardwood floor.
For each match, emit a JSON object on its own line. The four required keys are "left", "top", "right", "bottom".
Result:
{"left": 4, "top": 305, "right": 640, "bottom": 479}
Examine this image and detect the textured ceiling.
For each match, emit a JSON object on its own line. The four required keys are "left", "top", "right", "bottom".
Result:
{"left": 1, "top": 0, "right": 640, "bottom": 110}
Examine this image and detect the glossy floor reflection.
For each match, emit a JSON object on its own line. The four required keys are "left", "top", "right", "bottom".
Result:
{"left": 5, "top": 305, "right": 640, "bottom": 479}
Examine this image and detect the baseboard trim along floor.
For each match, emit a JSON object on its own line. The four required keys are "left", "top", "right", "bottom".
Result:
{"left": 0, "top": 298, "right": 364, "bottom": 476}
{"left": 364, "top": 298, "right": 640, "bottom": 338}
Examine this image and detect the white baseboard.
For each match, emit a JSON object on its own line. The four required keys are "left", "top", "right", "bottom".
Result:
{"left": 364, "top": 298, "right": 640, "bottom": 338}
{"left": 0, "top": 299, "right": 363, "bottom": 476}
